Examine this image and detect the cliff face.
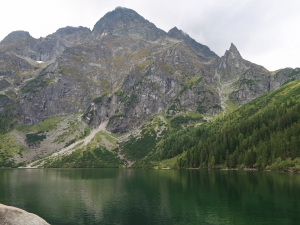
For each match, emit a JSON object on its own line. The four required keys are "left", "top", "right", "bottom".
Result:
{"left": 0, "top": 7, "right": 299, "bottom": 134}
{"left": 215, "top": 44, "right": 300, "bottom": 107}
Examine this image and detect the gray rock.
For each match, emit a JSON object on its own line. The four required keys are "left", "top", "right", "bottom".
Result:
{"left": 93, "top": 7, "right": 166, "bottom": 41}
{"left": 0, "top": 7, "right": 299, "bottom": 136}
{"left": 0, "top": 203, "right": 49, "bottom": 225}
{"left": 0, "top": 79, "right": 11, "bottom": 91}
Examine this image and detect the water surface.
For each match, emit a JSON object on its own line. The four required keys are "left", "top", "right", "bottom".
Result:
{"left": 0, "top": 169, "right": 299, "bottom": 225}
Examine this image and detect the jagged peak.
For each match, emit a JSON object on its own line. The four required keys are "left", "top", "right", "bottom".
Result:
{"left": 224, "top": 43, "right": 242, "bottom": 59}
{"left": 229, "top": 43, "right": 238, "bottom": 51}
{"left": 0, "top": 30, "right": 34, "bottom": 45}
{"left": 168, "top": 27, "right": 218, "bottom": 59}
{"left": 168, "top": 26, "right": 180, "bottom": 33}
{"left": 168, "top": 27, "right": 186, "bottom": 39}
{"left": 92, "top": 7, "right": 146, "bottom": 32}
{"left": 92, "top": 7, "right": 166, "bottom": 41}
{"left": 106, "top": 6, "right": 141, "bottom": 19}
{"left": 221, "top": 43, "right": 243, "bottom": 60}
{"left": 55, "top": 26, "right": 91, "bottom": 36}
{"left": 171, "top": 26, "right": 179, "bottom": 30}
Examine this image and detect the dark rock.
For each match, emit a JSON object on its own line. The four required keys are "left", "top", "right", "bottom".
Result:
{"left": 0, "top": 79, "right": 11, "bottom": 90}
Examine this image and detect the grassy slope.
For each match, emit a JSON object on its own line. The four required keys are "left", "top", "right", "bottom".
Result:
{"left": 43, "top": 146, "right": 123, "bottom": 168}
{"left": 0, "top": 114, "right": 91, "bottom": 167}
{"left": 42, "top": 129, "right": 123, "bottom": 168}
{"left": 0, "top": 116, "right": 65, "bottom": 167}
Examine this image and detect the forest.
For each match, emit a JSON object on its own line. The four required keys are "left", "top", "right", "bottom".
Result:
{"left": 147, "top": 80, "right": 300, "bottom": 171}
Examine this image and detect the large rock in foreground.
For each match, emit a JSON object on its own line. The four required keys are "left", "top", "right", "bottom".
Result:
{"left": 0, "top": 204, "right": 49, "bottom": 225}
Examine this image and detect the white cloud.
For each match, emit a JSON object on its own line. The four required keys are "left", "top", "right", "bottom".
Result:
{"left": 0, "top": 0, "right": 299, "bottom": 71}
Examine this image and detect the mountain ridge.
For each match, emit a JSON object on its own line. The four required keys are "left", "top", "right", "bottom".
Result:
{"left": 0, "top": 7, "right": 299, "bottom": 128}
{"left": 0, "top": 7, "right": 300, "bottom": 167}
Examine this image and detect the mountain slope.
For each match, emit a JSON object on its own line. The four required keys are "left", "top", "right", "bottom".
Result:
{"left": 1, "top": 7, "right": 299, "bottom": 131}
{"left": 144, "top": 80, "right": 300, "bottom": 170}
{"left": 0, "top": 7, "right": 300, "bottom": 167}
{"left": 42, "top": 80, "right": 300, "bottom": 170}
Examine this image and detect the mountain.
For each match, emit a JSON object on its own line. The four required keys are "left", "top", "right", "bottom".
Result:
{"left": 0, "top": 7, "right": 300, "bottom": 167}
{"left": 92, "top": 7, "right": 166, "bottom": 41}
{"left": 30, "top": 80, "right": 300, "bottom": 170}
{"left": 141, "top": 80, "right": 300, "bottom": 171}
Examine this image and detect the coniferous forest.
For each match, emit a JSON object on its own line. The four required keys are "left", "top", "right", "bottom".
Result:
{"left": 146, "top": 80, "right": 300, "bottom": 171}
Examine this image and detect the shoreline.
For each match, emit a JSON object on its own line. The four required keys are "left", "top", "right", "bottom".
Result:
{"left": 1, "top": 166, "right": 300, "bottom": 173}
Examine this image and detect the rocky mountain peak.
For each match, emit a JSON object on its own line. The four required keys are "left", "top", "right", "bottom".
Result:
{"left": 223, "top": 43, "right": 242, "bottom": 61}
{"left": 92, "top": 7, "right": 165, "bottom": 41}
{"left": 93, "top": 7, "right": 141, "bottom": 31}
{"left": 54, "top": 26, "right": 91, "bottom": 36}
{"left": 220, "top": 43, "right": 244, "bottom": 65}
{"left": 0, "top": 30, "right": 34, "bottom": 45}
{"left": 168, "top": 27, "right": 218, "bottom": 60}
{"left": 167, "top": 27, "right": 186, "bottom": 40}
{"left": 217, "top": 43, "right": 247, "bottom": 82}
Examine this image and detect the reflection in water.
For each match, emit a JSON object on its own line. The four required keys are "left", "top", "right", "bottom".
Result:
{"left": 0, "top": 169, "right": 300, "bottom": 225}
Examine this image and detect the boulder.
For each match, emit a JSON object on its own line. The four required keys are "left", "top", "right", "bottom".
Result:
{"left": 0, "top": 203, "right": 49, "bottom": 225}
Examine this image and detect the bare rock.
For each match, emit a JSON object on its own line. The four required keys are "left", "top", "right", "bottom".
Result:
{"left": 0, "top": 204, "right": 49, "bottom": 225}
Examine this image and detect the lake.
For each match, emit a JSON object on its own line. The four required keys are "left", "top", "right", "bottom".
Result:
{"left": 0, "top": 169, "right": 299, "bottom": 225}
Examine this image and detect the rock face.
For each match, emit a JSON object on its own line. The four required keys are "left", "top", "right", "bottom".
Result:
{"left": 215, "top": 44, "right": 300, "bottom": 107}
{"left": 0, "top": 79, "right": 11, "bottom": 91}
{"left": 0, "top": 203, "right": 49, "bottom": 225}
{"left": 0, "top": 7, "right": 299, "bottom": 134}
{"left": 215, "top": 43, "right": 271, "bottom": 106}
{"left": 92, "top": 7, "right": 166, "bottom": 41}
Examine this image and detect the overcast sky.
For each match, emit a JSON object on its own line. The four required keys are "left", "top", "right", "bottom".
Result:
{"left": 1, "top": 0, "right": 299, "bottom": 71}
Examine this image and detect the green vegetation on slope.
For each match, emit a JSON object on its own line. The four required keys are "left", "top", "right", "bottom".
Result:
{"left": 169, "top": 114, "right": 204, "bottom": 129}
{"left": 121, "top": 132, "right": 158, "bottom": 161}
{"left": 0, "top": 132, "right": 29, "bottom": 167}
{"left": 26, "top": 132, "right": 46, "bottom": 144}
{"left": 17, "top": 116, "right": 64, "bottom": 133}
{"left": 0, "top": 114, "right": 89, "bottom": 168}
{"left": 118, "top": 115, "right": 168, "bottom": 166}
{"left": 39, "top": 127, "right": 121, "bottom": 168}
{"left": 3, "top": 80, "right": 300, "bottom": 171}
{"left": 147, "top": 80, "right": 300, "bottom": 171}
{"left": 0, "top": 95, "right": 18, "bottom": 134}
{"left": 43, "top": 146, "right": 123, "bottom": 168}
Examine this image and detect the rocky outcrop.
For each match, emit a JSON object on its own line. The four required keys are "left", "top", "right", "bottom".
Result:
{"left": 92, "top": 7, "right": 166, "bottom": 41}
{"left": 0, "top": 31, "right": 35, "bottom": 46}
{"left": 168, "top": 27, "right": 218, "bottom": 60}
{"left": 217, "top": 44, "right": 271, "bottom": 105}
{"left": 0, "top": 7, "right": 299, "bottom": 135}
{"left": 0, "top": 203, "right": 49, "bottom": 225}
{"left": 9, "top": 7, "right": 220, "bottom": 129}
{"left": 271, "top": 67, "right": 300, "bottom": 89}
{"left": 216, "top": 43, "right": 300, "bottom": 106}
{"left": 82, "top": 25, "right": 220, "bottom": 132}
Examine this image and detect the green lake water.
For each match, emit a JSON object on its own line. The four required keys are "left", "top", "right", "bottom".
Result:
{"left": 0, "top": 169, "right": 299, "bottom": 225}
